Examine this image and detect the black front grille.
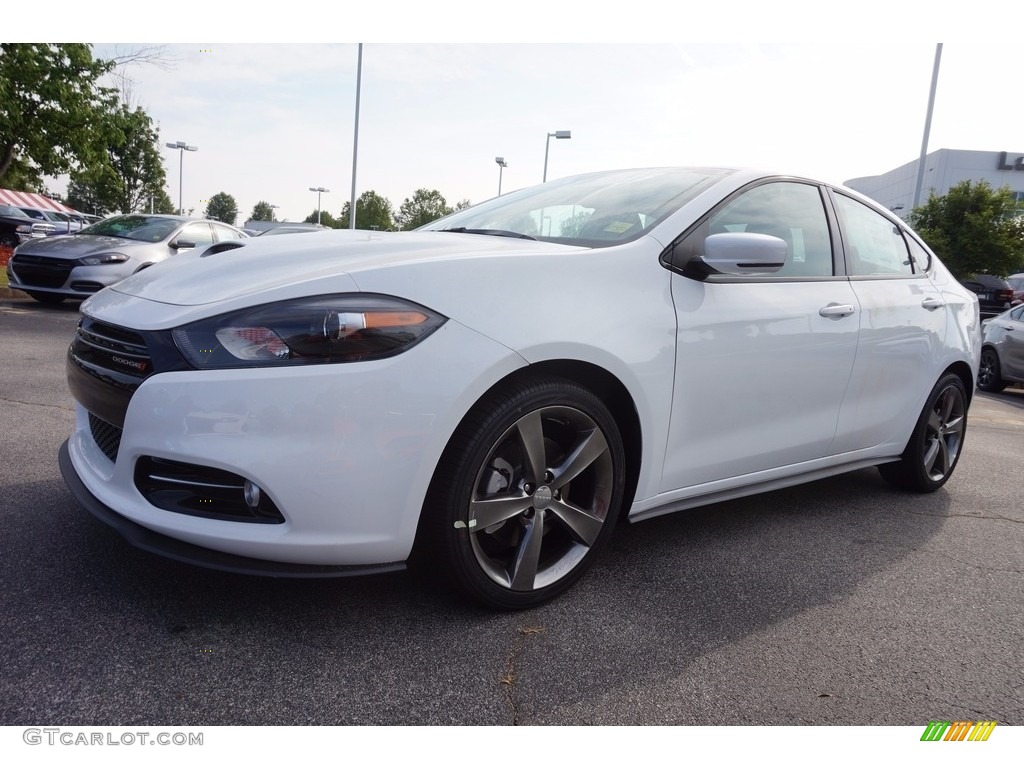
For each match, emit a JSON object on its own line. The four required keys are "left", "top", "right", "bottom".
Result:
{"left": 134, "top": 456, "right": 285, "bottom": 524}
{"left": 68, "top": 318, "right": 154, "bottom": 432}
{"left": 89, "top": 413, "right": 123, "bottom": 463}
{"left": 10, "top": 254, "right": 73, "bottom": 288}
{"left": 74, "top": 319, "right": 153, "bottom": 377}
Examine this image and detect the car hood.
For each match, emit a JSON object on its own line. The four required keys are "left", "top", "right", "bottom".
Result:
{"left": 108, "top": 229, "right": 583, "bottom": 307}
{"left": 15, "top": 233, "right": 144, "bottom": 258}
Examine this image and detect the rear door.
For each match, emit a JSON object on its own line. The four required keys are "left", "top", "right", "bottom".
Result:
{"left": 827, "top": 191, "right": 947, "bottom": 454}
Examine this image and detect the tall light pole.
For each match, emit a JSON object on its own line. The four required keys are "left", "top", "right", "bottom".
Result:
{"left": 350, "top": 43, "right": 363, "bottom": 230}
{"left": 309, "top": 186, "right": 330, "bottom": 225}
{"left": 543, "top": 130, "right": 571, "bottom": 182}
{"left": 913, "top": 44, "right": 943, "bottom": 209}
{"left": 166, "top": 140, "right": 198, "bottom": 215}
{"left": 495, "top": 157, "right": 507, "bottom": 196}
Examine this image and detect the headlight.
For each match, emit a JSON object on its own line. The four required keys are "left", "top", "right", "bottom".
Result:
{"left": 172, "top": 294, "right": 447, "bottom": 368}
{"left": 78, "top": 253, "right": 130, "bottom": 265}
{"left": 15, "top": 224, "right": 32, "bottom": 234}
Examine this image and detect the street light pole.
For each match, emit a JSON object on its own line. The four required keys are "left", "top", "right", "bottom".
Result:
{"left": 309, "top": 187, "right": 330, "bottom": 226}
{"left": 166, "top": 140, "right": 198, "bottom": 215}
{"left": 350, "top": 43, "right": 363, "bottom": 230}
{"left": 913, "top": 43, "right": 943, "bottom": 209}
{"left": 543, "top": 130, "right": 571, "bottom": 183}
{"left": 495, "top": 157, "right": 507, "bottom": 196}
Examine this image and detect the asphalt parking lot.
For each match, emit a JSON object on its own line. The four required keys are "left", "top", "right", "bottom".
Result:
{"left": 0, "top": 295, "right": 1022, "bottom": 726}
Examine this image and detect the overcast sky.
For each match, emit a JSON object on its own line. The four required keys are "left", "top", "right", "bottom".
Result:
{"left": 45, "top": 4, "right": 1022, "bottom": 224}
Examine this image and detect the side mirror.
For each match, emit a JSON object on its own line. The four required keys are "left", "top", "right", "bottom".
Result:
{"left": 171, "top": 238, "right": 196, "bottom": 250}
{"left": 698, "top": 232, "right": 787, "bottom": 276}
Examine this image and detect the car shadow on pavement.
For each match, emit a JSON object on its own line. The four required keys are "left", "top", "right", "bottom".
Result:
{"left": 0, "top": 467, "right": 953, "bottom": 725}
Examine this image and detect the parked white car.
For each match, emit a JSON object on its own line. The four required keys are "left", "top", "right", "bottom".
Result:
{"left": 59, "top": 168, "right": 981, "bottom": 608}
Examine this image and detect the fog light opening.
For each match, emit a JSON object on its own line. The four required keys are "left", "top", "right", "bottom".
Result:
{"left": 243, "top": 480, "right": 262, "bottom": 511}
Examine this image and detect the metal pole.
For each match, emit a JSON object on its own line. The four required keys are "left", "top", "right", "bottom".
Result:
{"left": 350, "top": 43, "right": 363, "bottom": 230}
{"left": 543, "top": 134, "right": 552, "bottom": 183}
{"left": 178, "top": 148, "right": 183, "bottom": 215}
{"left": 913, "top": 44, "right": 943, "bottom": 209}
{"left": 498, "top": 165, "right": 504, "bottom": 196}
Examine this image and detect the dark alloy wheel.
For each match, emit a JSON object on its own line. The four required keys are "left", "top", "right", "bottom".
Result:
{"left": 977, "top": 348, "right": 1006, "bottom": 393}
{"left": 879, "top": 373, "right": 967, "bottom": 492}
{"left": 422, "top": 376, "right": 625, "bottom": 609}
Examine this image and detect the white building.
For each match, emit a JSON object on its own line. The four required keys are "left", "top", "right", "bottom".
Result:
{"left": 845, "top": 148, "right": 1024, "bottom": 217}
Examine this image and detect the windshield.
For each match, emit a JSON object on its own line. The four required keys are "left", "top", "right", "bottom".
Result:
{"left": 78, "top": 215, "right": 183, "bottom": 243}
{"left": 419, "top": 168, "right": 727, "bottom": 246}
{"left": 0, "top": 204, "right": 32, "bottom": 220}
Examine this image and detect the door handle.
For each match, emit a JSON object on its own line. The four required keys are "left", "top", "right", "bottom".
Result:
{"left": 819, "top": 304, "right": 855, "bottom": 318}
{"left": 921, "top": 297, "right": 945, "bottom": 310}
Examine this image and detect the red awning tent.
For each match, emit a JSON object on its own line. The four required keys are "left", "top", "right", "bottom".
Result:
{"left": 0, "top": 188, "right": 77, "bottom": 214}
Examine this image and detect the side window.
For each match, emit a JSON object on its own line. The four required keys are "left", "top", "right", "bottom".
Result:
{"left": 213, "top": 224, "right": 244, "bottom": 242}
{"left": 179, "top": 223, "right": 214, "bottom": 248}
{"left": 676, "top": 181, "right": 834, "bottom": 277}
{"left": 833, "top": 194, "right": 913, "bottom": 277}
{"left": 905, "top": 235, "right": 932, "bottom": 274}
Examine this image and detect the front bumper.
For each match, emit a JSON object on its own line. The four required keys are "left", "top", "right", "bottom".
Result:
{"left": 62, "top": 316, "right": 525, "bottom": 570}
{"left": 59, "top": 440, "right": 404, "bottom": 578}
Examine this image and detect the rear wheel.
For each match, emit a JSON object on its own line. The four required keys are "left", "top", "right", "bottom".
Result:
{"left": 879, "top": 373, "right": 967, "bottom": 492}
{"left": 422, "top": 377, "right": 625, "bottom": 609}
{"left": 977, "top": 348, "right": 1006, "bottom": 392}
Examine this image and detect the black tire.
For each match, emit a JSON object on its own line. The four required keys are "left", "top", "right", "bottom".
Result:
{"left": 422, "top": 376, "right": 625, "bottom": 609}
{"left": 977, "top": 348, "right": 1006, "bottom": 393}
{"left": 27, "top": 292, "right": 66, "bottom": 305}
{"left": 879, "top": 373, "right": 967, "bottom": 492}
{"left": 0, "top": 232, "right": 18, "bottom": 249}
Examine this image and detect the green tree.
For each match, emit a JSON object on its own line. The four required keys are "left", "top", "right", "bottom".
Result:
{"left": 339, "top": 190, "right": 395, "bottom": 230}
{"left": 204, "top": 192, "right": 239, "bottom": 225}
{"left": 145, "top": 186, "right": 176, "bottom": 215}
{"left": 304, "top": 209, "right": 340, "bottom": 228}
{"left": 0, "top": 44, "right": 118, "bottom": 185}
{"left": 66, "top": 104, "right": 166, "bottom": 215}
{"left": 397, "top": 188, "right": 452, "bottom": 230}
{"left": 250, "top": 201, "right": 278, "bottom": 222}
{"left": 910, "top": 181, "right": 1024, "bottom": 278}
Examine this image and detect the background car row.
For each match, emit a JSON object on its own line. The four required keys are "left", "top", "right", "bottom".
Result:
{"left": 5, "top": 213, "right": 247, "bottom": 304}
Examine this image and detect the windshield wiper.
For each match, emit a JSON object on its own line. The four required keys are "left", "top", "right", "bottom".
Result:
{"left": 441, "top": 227, "right": 536, "bottom": 241}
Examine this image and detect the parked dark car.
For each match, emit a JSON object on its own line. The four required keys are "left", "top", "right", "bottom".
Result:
{"left": 1005, "top": 273, "right": 1024, "bottom": 304}
{"left": 959, "top": 274, "right": 1014, "bottom": 319}
{"left": 978, "top": 304, "right": 1024, "bottom": 391}
{"left": 0, "top": 203, "right": 56, "bottom": 247}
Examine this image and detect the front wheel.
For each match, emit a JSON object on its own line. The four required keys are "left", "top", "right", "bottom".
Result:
{"left": 422, "top": 377, "right": 625, "bottom": 609}
{"left": 879, "top": 373, "right": 967, "bottom": 492}
{"left": 977, "top": 348, "right": 1006, "bottom": 392}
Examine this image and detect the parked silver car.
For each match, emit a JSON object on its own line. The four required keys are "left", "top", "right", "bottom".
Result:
{"left": 978, "top": 304, "right": 1024, "bottom": 392}
{"left": 6, "top": 214, "right": 248, "bottom": 304}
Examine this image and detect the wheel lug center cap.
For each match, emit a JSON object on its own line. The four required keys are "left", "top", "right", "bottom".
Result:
{"left": 532, "top": 485, "right": 553, "bottom": 510}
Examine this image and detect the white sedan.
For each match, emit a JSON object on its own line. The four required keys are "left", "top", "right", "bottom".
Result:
{"left": 59, "top": 168, "right": 980, "bottom": 608}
